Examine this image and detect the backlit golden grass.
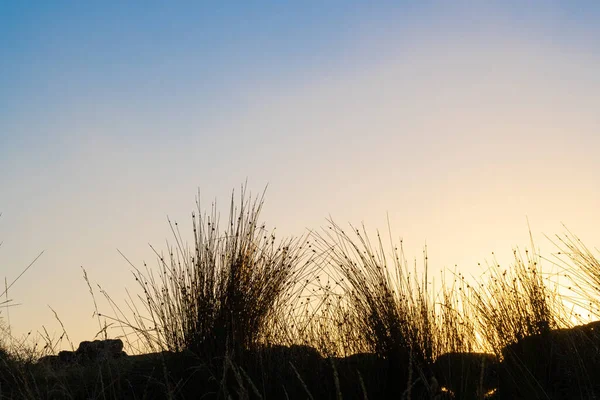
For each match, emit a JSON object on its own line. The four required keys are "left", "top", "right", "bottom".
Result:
{"left": 1, "top": 188, "right": 599, "bottom": 399}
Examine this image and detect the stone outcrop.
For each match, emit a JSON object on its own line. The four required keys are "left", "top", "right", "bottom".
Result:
{"left": 500, "top": 320, "right": 600, "bottom": 399}
{"left": 76, "top": 339, "right": 126, "bottom": 363}
{"left": 30, "top": 327, "right": 600, "bottom": 400}
{"left": 432, "top": 352, "right": 498, "bottom": 400}
{"left": 38, "top": 339, "right": 126, "bottom": 368}
{"left": 330, "top": 352, "right": 385, "bottom": 400}
{"left": 241, "top": 344, "right": 327, "bottom": 399}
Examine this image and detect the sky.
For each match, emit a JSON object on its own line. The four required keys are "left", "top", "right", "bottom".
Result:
{"left": 1, "top": 1, "right": 600, "bottom": 350}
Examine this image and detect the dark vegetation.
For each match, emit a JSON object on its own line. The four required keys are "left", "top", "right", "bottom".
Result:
{"left": 1, "top": 189, "right": 600, "bottom": 399}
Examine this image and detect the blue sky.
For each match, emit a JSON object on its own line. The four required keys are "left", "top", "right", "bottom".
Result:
{"left": 2, "top": 2, "right": 600, "bottom": 348}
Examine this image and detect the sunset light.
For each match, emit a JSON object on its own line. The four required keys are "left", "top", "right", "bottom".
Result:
{"left": 2, "top": 2, "right": 600, "bottom": 399}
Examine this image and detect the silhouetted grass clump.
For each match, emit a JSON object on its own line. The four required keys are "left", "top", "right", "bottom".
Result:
{"left": 3, "top": 190, "right": 600, "bottom": 399}
{"left": 552, "top": 229, "right": 600, "bottom": 321}
{"left": 310, "top": 221, "right": 465, "bottom": 398}
{"left": 469, "top": 241, "right": 567, "bottom": 356}
{"left": 112, "top": 187, "right": 313, "bottom": 358}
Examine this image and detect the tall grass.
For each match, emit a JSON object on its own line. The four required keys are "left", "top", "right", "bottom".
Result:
{"left": 3, "top": 196, "right": 600, "bottom": 399}
{"left": 0, "top": 213, "right": 48, "bottom": 399}
{"left": 309, "top": 220, "right": 471, "bottom": 398}
{"left": 311, "top": 222, "right": 426, "bottom": 358}
{"left": 311, "top": 220, "right": 479, "bottom": 359}
{"left": 551, "top": 229, "right": 600, "bottom": 322}
{"left": 468, "top": 238, "right": 568, "bottom": 356}
{"left": 435, "top": 269, "right": 479, "bottom": 354}
{"left": 104, "top": 186, "right": 313, "bottom": 358}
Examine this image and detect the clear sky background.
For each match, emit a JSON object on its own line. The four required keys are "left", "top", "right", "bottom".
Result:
{"left": 1, "top": 1, "right": 600, "bottom": 349}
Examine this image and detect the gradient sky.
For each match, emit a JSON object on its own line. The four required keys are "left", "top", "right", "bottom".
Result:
{"left": 2, "top": 2, "right": 600, "bottom": 349}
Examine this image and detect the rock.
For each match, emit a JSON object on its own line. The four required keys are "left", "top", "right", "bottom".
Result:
{"left": 242, "top": 344, "right": 327, "bottom": 399}
{"left": 76, "top": 339, "right": 126, "bottom": 363}
{"left": 35, "top": 349, "right": 210, "bottom": 399}
{"left": 37, "top": 354, "right": 60, "bottom": 369}
{"left": 37, "top": 339, "right": 126, "bottom": 369}
{"left": 58, "top": 350, "right": 77, "bottom": 365}
{"left": 432, "top": 352, "right": 498, "bottom": 400}
{"left": 500, "top": 320, "right": 600, "bottom": 399}
{"left": 331, "top": 352, "right": 387, "bottom": 400}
